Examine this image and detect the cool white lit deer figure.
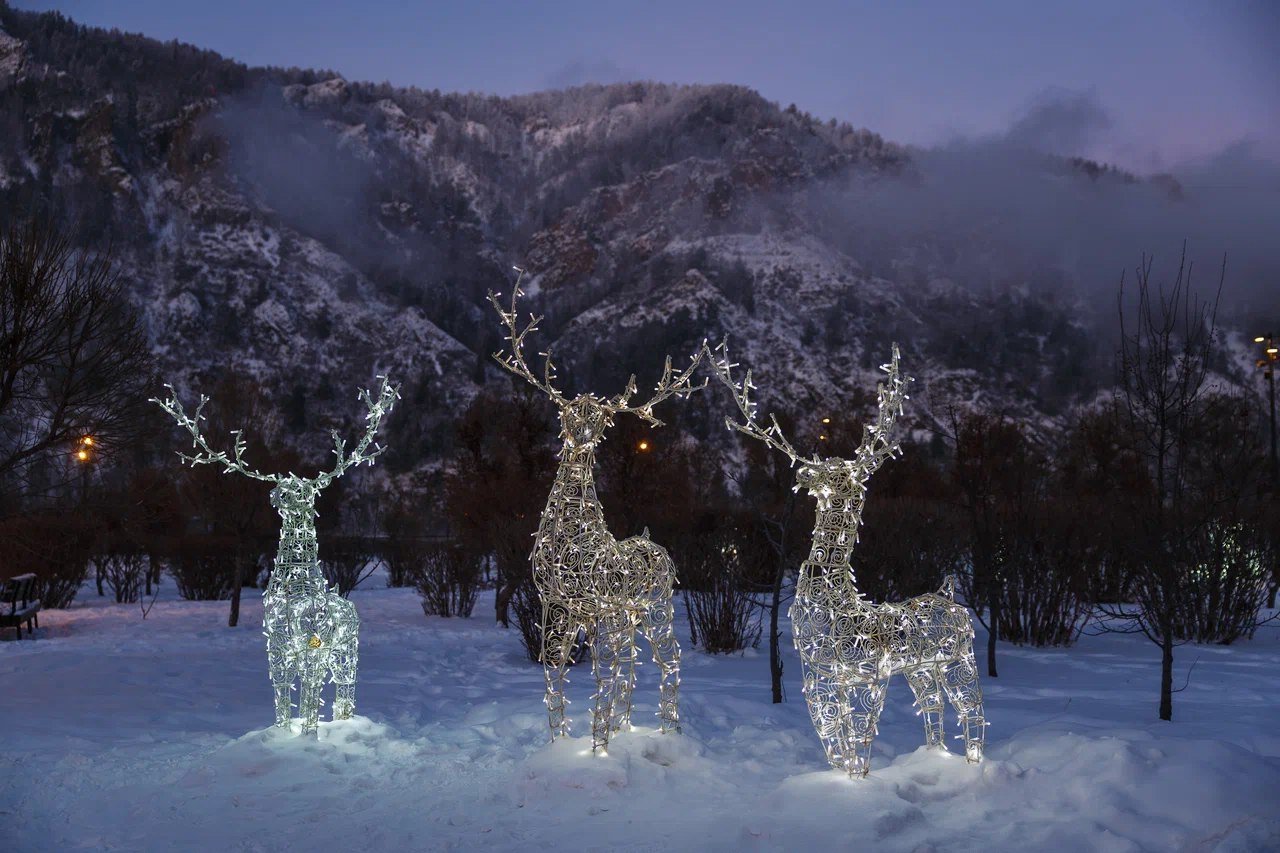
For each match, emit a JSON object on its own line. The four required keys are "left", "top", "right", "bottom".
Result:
{"left": 708, "top": 342, "right": 985, "bottom": 776}
{"left": 154, "top": 376, "right": 398, "bottom": 735}
{"left": 489, "top": 273, "right": 703, "bottom": 752}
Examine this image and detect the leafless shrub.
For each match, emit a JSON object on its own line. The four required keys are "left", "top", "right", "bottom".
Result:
{"left": 413, "top": 543, "right": 482, "bottom": 618}
{"left": 95, "top": 546, "right": 147, "bottom": 604}
{"left": 0, "top": 512, "right": 95, "bottom": 607}
{"left": 170, "top": 535, "right": 238, "bottom": 601}
{"left": 680, "top": 526, "right": 762, "bottom": 654}
{"left": 321, "top": 535, "right": 382, "bottom": 597}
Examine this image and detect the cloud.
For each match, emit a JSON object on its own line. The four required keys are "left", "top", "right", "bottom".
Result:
{"left": 543, "top": 58, "right": 636, "bottom": 90}
{"left": 211, "top": 84, "right": 380, "bottom": 250}
{"left": 806, "top": 87, "right": 1280, "bottom": 322}
{"left": 1003, "top": 87, "right": 1112, "bottom": 156}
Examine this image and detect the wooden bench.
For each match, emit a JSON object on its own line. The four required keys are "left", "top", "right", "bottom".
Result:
{"left": 0, "top": 573, "right": 41, "bottom": 639}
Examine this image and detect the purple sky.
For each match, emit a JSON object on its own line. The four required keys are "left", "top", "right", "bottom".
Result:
{"left": 12, "top": 0, "right": 1279, "bottom": 172}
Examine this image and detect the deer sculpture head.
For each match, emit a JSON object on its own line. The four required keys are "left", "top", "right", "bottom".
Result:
{"left": 705, "top": 340, "right": 911, "bottom": 510}
{"left": 152, "top": 375, "right": 400, "bottom": 519}
{"left": 487, "top": 269, "right": 706, "bottom": 448}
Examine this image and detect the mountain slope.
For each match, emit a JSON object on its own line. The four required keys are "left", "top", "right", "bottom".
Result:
{"left": 0, "top": 5, "right": 1119, "bottom": 473}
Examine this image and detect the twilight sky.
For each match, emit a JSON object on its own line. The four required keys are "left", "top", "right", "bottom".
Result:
{"left": 12, "top": 0, "right": 1280, "bottom": 172}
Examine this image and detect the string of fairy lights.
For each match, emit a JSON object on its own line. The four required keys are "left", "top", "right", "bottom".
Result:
{"left": 153, "top": 376, "right": 398, "bottom": 735}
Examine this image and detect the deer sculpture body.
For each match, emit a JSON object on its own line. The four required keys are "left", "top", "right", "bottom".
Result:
{"left": 489, "top": 275, "right": 703, "bottom": 752}
{"left": 708, "top": 343, "right": 985, "bottom": 776}
{"left": 154, "top": 376, "right": 398, "bottom": 735}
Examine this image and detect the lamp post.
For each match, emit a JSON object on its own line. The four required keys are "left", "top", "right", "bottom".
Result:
{"left": 73, "top": 434, "right": 97, "bottom": 508}
{"left": 1256, "top": 334, "right": 1278, "bottom": 483}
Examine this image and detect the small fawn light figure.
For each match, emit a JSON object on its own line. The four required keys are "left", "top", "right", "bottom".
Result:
{"left": 489, "top": 272, "right": 704, "bottom": 753}
{"left": 154, "top": 376, "right": 398, "bottom": 735}
{"left": 707, "top": 342, "right": 985, "bottom": 777}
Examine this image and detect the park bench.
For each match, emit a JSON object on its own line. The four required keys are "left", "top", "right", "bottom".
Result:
{"left": 0, "top": 573, "right": 41, "bottom": 639}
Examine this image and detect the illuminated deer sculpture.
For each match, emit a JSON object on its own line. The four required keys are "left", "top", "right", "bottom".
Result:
{"left": 707, "top": 342, "right": 985, "bottom": 776}
{"left": 154, "top": 376, "right": 398, "bottom": 735}
{"left": 489, "top": 274, "right": 703, "bottom": 752}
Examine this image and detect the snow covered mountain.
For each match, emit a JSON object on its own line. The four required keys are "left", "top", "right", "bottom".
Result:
{"left": 0, "top": 6, "right": 1144, "bottom": 471}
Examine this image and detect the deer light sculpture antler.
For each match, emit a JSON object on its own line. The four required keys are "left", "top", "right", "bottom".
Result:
{"left": 707, "top": 341, "right": 985, "bottom": 777}
{"left": 153, "top": 376, "right": 399, "bottom": 735}
{"left": 490, "top": 268, "right": 704, "bottom": 752}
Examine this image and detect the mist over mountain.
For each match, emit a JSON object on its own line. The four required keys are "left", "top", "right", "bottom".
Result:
{"left": 0, "top": 3, "right": 1274, "bottom": 476}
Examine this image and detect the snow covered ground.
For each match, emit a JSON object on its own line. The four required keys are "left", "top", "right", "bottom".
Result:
{"left": 2, "top": 580, "right": 1279, "bottom": 852}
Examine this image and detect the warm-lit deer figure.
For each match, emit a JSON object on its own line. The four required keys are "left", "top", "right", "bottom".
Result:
{"left": 707, "top": 342, "right": 985, "bottom": 776}
{"left": 489, "top": 272, "right": 703, "bottom": 752}
{"left": 154, "top": 376, "right": 398, "bottom": 735}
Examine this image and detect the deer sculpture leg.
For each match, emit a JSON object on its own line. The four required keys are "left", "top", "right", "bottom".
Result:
{"left": 328, "top": 599, "right": 360, "bottom": 721}
{"left": 602, "top": 612, "right": 638, "bottom": 733}
{"left": 297, "top": 653, "right": 327, "bottom": 736}
{"left": 641, "top": 594, "right": 681, "bottom": 734}
{"left": 906, "top": 666, "right": 946, "bottom": 749}
{"left": 845, "top": 680, "right": 888, "bottom": 777}
{"left": 940, "top": 649, "right": 986, "bottom": 763}
{"left": 590, "top": 617, "right": 622, "bottom": 752}
{"left": 271, "top": 678, "right": 294, "bottom": 729}
{"left": 266, "top": 615, "right": 295, "bottom": 728}
{"left": 541, "top": 602, "right": 575, "bottom": 739}
{"left": 804, "top": 673, "right": 853, "bottom": 773}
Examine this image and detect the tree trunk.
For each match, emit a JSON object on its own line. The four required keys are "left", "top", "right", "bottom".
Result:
{"left": 769, "top": 558, "right": 785, "bottom": 704}
{"left": 1159, "top": 630, "right": 1174, "bottom": 721}
{"left": 228, "top": 549, "right": 245, "bottom": 628}
{"left": 986, "top": 573, "right": 999, "bottom": 678}
{"left": 495, "top": 571, "right": 519, "bottom": 628}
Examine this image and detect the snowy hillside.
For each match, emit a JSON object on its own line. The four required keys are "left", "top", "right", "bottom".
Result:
{"left": 0, "top": 5, "right": 1139, "bottom": 474}
{"left": 2, "top": 582, "right": 1279, "bottom": 851}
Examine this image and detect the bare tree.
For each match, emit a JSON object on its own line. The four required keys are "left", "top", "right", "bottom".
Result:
{"left": 172, "top": 375, "right": 292, "bottom": 626}
{"left": 445, "top": 387, "right": 558, "bottom": 627}
{"left": 1104, "top": 247, "right": 1225, "bottom": 721}
{"left": 0, "top": 218, "right": 153, "bottom": 502}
